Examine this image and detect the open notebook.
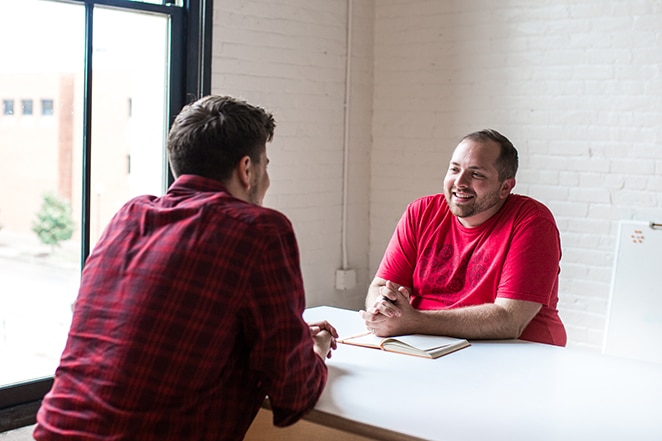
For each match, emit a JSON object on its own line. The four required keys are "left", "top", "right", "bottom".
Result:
{"left": 339, "top": 332, "right": 470, "bottom": 359}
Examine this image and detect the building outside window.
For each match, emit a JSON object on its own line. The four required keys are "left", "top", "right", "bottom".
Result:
{"left": 0, "top": 0, "right": 210, "bottom": 431}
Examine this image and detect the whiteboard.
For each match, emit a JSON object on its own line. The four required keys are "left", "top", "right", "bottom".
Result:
{"left": 603, "top": 220, "right": 662, "bottom": 364}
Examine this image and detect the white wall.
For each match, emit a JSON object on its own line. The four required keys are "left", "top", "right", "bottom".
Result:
{"left": 213, "top": 0, "right": 662, "bottom": 351}
{"left": 211, "top": 0, "right": 374, "bottom": 309}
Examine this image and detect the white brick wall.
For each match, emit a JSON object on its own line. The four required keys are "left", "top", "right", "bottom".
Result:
{"left": 213, "top": 0, "right": 662, "bottom": 350}
{"left": 371, "top": 0, "right": 662, "bottom": 351}
{"left": 212, "top": 0, "right": 373, "bottom": 308}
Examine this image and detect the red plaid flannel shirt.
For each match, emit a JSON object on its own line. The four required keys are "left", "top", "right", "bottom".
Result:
{"left": 34, "top": 175, "right": 327, "bottom": 440}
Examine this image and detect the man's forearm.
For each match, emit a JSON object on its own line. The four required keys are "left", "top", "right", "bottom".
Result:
{"left": 364, "top": 277, "right": 541, "bottom": 340}
{"left": 413, "top": 301, "right": 538, "bottom": 340}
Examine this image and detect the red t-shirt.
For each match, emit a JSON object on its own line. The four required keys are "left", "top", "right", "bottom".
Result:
{"left": 377, "top": 193, "right": 567, "bottom": 346}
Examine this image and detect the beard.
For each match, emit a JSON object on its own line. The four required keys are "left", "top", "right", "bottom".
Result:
{"left": 248, "top": 188, "right": 260, "bottom": 205}
{"left": 247, "top": 170, "right": 267, "bottom": 206}
{"left": 444, "top": 187, "right": 502, "bottom": 220}
{"left": 248, "top": 181, "right": 263, "bottom": 206}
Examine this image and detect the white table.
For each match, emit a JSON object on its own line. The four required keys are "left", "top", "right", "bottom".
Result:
{"left": 299, "top": 306, "right": 662, "bottom": 441}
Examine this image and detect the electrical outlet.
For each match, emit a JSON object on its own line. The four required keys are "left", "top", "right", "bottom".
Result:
{"left": 335, "top": 269, "right": 356, "bottom": 291}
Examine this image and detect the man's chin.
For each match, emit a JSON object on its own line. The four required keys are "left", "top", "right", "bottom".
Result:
{"left": 448, "top": 203, "right": 473, "bottom": 218}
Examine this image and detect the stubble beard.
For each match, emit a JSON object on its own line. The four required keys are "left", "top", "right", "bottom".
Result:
{"left": 445, "top": 187, "right": 502, "bottom": 220}
{"left": 248, "top": 184, "right": 263, "bottom": 206}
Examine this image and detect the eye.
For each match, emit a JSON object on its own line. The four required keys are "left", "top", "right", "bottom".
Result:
{"left": 472, "top": 172, "right": 484, "bottom": 178}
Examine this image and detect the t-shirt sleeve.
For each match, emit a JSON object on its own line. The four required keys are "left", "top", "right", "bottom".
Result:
{"left": 376, "top": 202, "right": 420, "bottom": 289}
{"left": 243, "top": 220, "right": 327, "bottom": 427}
{"left": 497, "top": 212, "right": 561, "bottom": 306}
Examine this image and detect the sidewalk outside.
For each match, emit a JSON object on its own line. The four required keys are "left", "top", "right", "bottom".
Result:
{"left": 0, "top": 229, "right": 79, "bottom": 385}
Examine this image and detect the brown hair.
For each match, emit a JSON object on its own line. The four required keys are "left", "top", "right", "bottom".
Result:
{"left": 167, "top": 95, "right": 276, "bottom": 182}
{"left": 462, "top": 129, "right": 518, "bottom": 181}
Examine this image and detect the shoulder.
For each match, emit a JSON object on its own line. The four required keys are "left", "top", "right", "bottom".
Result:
{"left": 406, "top": 193, "right": 448, "bottom": 213}
{"left": 400, "top": 194, "right": 449, "bottom": 227}
{"left": 171, "top": 175, "right": 295, "bottom": 236}
{"left": 224, "top": 203, "right": 294, "bottom": 237}
{"left": 505, "top": 194, "right": 557, "bottom": 224}
{"left": 200, "top": 202, "right": 298, "bottom": 261}
{"left": 405, "top": 194, "right": 452, "bottom": 222}
{"left": 500, "top": 195, "right": 559, "bottom": 244}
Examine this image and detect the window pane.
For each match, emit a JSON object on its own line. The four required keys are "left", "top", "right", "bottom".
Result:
{"left": 89, "top": 7, "right": 170, "bottom": 247}
{"left": 42, "top": 99, "right": 54, "bottom": 116}
{"left": 0, "top": 0, "right": 84, "bottom": 385}
{"left": 0, "top": 1, "right": 170, "bottom": 387}
{"left": 22, "top": 99, "right": 34, "bottom": 115}
{"left": 3, "top": 99, "right": 14, "bottom": 115}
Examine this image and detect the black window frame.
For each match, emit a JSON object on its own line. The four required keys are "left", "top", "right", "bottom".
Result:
{"left": 0, "top": 0, "right": 212, "bottom": 432}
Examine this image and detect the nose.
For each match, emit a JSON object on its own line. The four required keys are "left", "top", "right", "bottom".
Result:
{"left": 454, "top": 170, "right": 470, "bottom": 188}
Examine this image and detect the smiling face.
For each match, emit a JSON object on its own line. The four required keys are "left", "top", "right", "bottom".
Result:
{"left": 443, "top": 138, "right": 515, "bottom": 227}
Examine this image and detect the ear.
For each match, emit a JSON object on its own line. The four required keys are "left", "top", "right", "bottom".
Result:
{"left": 500, "top": 177, "right": 516, "bottom": 198}
{"left": 237, "top": 155, "right": 252, "bottom": 189}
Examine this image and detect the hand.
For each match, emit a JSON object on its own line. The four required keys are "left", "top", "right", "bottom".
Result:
{"left": 360, "top": 281, "right": 413, "bottom": 336}
{"left": 309, "top": 320, "right": 338, "bottom": 359}
{"left": 369, "top": 280, "right": 410, "bottom": 318}
{"left": 309, "top": 320, "right": 338, "bottom": 339}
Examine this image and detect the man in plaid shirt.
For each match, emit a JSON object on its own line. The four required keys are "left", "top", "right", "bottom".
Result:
{"left": 34, "top": 95, "right": 337, "bottom": 440}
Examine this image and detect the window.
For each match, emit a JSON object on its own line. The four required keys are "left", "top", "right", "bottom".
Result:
{"left": 2, "top": 99, "right": 14, "bottom": 115}
{"left": 0, "top": 0, "right": 211, "bottom": 431}
{"left": 21, "top": 99, "right": 33, "bottom": 115}
{"left": 41, "top": 99, "right": 54, "bottom": 116}
{"left": 128, "top": 0, "right": 181, "bottom": 4}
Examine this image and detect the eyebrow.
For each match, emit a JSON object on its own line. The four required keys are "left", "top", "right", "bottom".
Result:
{"left": 449, "top": 161, "right": 490, "bottom": 171}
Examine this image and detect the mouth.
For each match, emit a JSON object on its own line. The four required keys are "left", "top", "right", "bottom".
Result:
{"left": 452, "top": 191, "right": 474, "bottom": 203}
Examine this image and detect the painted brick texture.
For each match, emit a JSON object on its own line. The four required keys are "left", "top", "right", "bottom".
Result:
{"left": 211, "top": 0, "right": 373, "bottom": 308}
{"left": 213, "top": 0, "right": 662, "bottom": 350}
{"left": 372, "top": 0, "right": 662, "bottom": 351}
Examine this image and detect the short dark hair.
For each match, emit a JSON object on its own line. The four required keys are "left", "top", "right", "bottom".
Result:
{"left": 167, "top": 95, "right": 276, "bottom": 181}
{"left": 462, "top": 129, "right": 518, "bottom": 181}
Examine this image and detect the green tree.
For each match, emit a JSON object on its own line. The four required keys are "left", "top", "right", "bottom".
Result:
{"left": 32, "top": 193, "right": 74, "bottom": 250}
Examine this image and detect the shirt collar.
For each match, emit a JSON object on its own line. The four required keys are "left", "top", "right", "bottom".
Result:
{"left": 168, "top": 174, "right": 229, "bottom": 194}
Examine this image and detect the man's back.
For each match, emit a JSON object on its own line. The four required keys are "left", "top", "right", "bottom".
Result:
{"left": 34, "top": 175, "right": 327, "bottom": 440}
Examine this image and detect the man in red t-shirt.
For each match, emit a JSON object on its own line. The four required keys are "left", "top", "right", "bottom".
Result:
{"left": 362, "top": 129, "right": 566, "bottom": 346}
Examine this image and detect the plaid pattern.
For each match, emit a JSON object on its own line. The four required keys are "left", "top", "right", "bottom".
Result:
{"left": 34, "top": 175, "right": 326, "bottom": 440}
